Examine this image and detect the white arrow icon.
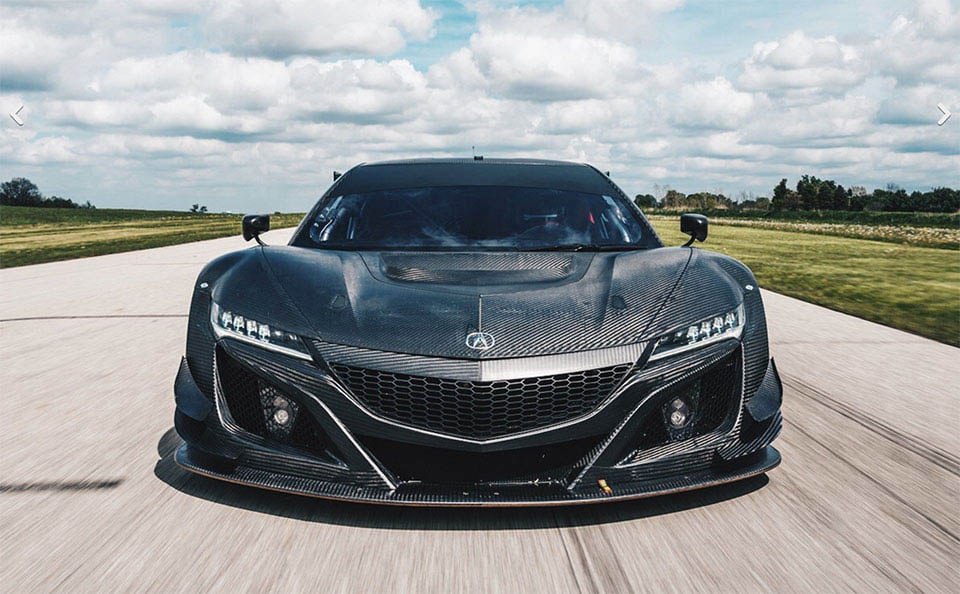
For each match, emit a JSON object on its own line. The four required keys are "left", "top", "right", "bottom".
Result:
{"left": 937, "top": 103, "right": 951, "bottom": 126}
{"left": 9, "top": 105, "right": 24, "bottom": 126}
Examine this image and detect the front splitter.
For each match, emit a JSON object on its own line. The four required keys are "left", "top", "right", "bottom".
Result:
{"left": 174, "top": 444, "right": 780, "bottom": 507}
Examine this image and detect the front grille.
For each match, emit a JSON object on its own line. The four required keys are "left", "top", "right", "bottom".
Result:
{"left": 630, "top": 353, "right": 741, "bottom": 457}
{"left": 216, "top": 349, "right": 329, "bottom": 455}
{"left": 330, "top": 362, "right": 633, "bottom": 439}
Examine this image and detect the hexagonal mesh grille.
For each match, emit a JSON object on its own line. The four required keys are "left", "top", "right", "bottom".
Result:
{"left": 329, "top": 363, "right": 633, "bottom": 439}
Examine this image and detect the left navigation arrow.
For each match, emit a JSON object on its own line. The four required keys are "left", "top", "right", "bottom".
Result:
{"left": 9, "top": 105, "right": 24, "bottom": 126}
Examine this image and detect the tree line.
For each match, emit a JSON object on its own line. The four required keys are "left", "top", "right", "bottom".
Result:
{"left": 636, "top": 176, "right": 958, "bottom": 213}
{"left": 1, "top": 178, "right": 94, "bottom": 209}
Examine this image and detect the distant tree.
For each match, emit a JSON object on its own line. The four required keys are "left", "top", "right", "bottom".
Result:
{"left": 771, "top": 178, "right": 800, "bottom": 211}
{"left": 848, "top": 186, "right": 869, "bottom": 211}
{"left": 928, "top": 187, "right": 960, "bottom": 212}
{"left": 47, "top": 195, "right": 80, "bottom": 208}
{"left": 1, "top": 177, "right": 43, "bottom": 206}
{"left": 81, "top": 200, "right": 95, "bottom": 209}
{"left": 190, "top": 203, "right": 208, "bottom": 213}
{"left": 0, "top": 178, "right": 86, "bottom": 208}
{"left": 831, "top": 184, "right": 848, "bottom": 210}
{"left": 755, "top": 197, "right": 771, "bottom": 211}
{"left": 634, "top": 194, "right": 657, "bottom": 209}
{"left": 687, "top": 192, "right": 718, "bottom": 210}
{"left": 662, "top": 189, "right": 687, "bottom": 208}
{"left": 796, "top": 175, "right": 822, "bottom": 210}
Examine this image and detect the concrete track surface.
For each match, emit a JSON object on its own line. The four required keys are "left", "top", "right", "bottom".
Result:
{"left": 1, "top": 231, "right": 957, "bottom": 593}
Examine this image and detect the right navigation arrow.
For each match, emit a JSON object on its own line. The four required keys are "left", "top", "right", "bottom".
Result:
{"left": 937, "top": 103, "right": 951, "bottom": 126}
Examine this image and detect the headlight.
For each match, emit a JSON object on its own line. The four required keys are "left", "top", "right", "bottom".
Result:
{"left": 210, "top": 302, "right": 312, "bottom": 360}
{"left": 649, "top": 304, "right": 745, "bottom": 362}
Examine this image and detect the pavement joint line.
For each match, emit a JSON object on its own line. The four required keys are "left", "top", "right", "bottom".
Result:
{"left": 775, "top": 468, "right": 926, "bottom": 593}
{"left": 555, "top": 522, "right": 603, "bottom": 594}
{"left": 783, "top": 417, "right": 959, "bottom": 546}
{"left": 0, "top": 314, "right": 188, "bottom": 322}
{"left": 782, "top": 374, "right": 960, "bottom": 474}
{"left": 551, "top": 513, "right": 587, "bottom": 594}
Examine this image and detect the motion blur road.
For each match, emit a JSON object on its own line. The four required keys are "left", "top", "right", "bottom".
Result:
{"left": 1, "top": 231, "right": 957, "bottom": 593}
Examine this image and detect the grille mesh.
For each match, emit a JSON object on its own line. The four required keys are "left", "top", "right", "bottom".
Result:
{"left": 329, "top": 362, "right": 633, "bottom": 439}
{"left": 217, "top": 350, "right": 328, "bottom": 454}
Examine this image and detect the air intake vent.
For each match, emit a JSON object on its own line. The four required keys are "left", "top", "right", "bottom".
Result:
{"left": 628, "top": 352, "right": 741, "bottom": 461}
{"left": 381, "top": 253, "right": 574, "bottom": 284}
{"left": 216, "top": 349, "right": 329, "bottom": 455}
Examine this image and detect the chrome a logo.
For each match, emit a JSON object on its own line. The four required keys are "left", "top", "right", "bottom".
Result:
{"left": 465, "top": 331, "right": 495, "bottom": 350}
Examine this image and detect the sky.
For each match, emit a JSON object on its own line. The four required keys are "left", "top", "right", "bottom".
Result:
{"left": 1, "top": 0, "right": 958, "bottom": 212}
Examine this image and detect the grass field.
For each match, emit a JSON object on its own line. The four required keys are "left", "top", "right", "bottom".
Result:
{"left": 644, "top": 208, "right": 959, "bottom": 228}
{"left": 0, "top": 207, "right": 304, "bottom": 268}
{"left": 646, "top": 213, "right": 959, "bottom": 250}
{"left": 649, "top": 217, "right": 959, "bottom": 346}
{"left": 2, "top": 206, "right": 957, "bottom": 346}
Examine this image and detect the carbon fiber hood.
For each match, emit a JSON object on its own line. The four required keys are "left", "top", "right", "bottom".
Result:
{"left": 241, "top": 246, "right": 708, "bottom": 359}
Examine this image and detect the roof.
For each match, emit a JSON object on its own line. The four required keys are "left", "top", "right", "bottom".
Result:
{"left": 330, "top": 158, "right": 622, "bottom": 196}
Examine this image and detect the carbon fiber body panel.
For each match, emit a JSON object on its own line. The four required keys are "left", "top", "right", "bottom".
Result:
{"left": 175, "top": 444, "right": 780, "bottom": 507}
{"left": 173, "top": 158, "right": 782, "bottom": 506}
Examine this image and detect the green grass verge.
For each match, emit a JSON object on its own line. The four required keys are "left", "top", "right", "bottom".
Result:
{"left": 649, "top": 217, "right": 960, "bottom": 347}
{"left": 647, "top": 214, "right": 959, "bottom": 250}
{"left": 0, "top": 206, "right": 304, "bottom": 268}
{"left": 644, "top": 208, "right": 959, "bottom": 228}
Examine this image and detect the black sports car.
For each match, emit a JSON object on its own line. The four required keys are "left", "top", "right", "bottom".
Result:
{"left": 173, "top": 158, "right": 782, "bottom": 506}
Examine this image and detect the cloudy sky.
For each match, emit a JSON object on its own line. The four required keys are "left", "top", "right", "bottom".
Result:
{"left": 1, "top": 0, "right": 958, "bottom": 212}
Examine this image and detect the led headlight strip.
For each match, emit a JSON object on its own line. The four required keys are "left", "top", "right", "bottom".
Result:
{"left": 649, "top": 303, "right": 745, "bottom": 362}
{"left": 210, "top": 302, "right": 312, "bottom": 361}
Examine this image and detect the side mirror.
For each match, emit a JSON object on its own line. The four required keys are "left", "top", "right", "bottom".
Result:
{"left": 242, "top": 214, "right": 270, "bottom": 244}
{"left": 680, "top": 213, "right": 708, "bottom": 246}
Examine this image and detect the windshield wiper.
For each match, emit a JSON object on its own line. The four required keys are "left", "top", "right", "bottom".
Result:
{"left": 527, "top": 243, "right": 641, "bottom": 252}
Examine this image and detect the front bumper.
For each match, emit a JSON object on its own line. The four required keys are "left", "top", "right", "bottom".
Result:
{"left": 174, "top": 440, "right": 779, "bottom": 506}
{"left": 172, "top": 333, "right": 783, "bottom": 507}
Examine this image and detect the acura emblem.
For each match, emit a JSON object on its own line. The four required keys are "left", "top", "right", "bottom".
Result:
{"left": 465, "top": 331, "right": 495, "bottom": 350}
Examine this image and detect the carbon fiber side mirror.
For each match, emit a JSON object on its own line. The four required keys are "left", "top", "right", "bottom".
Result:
{"left": 680, "top": 213, "right": 708, "bottom": 246}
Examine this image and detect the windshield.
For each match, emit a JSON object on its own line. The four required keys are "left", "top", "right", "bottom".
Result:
{"left": 293, "top": 185, "right": 657, "bottom": 251}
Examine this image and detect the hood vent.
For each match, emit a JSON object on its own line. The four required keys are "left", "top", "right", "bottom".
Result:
{"left": 381, "top": 252, "right": 575, "bottom": 285}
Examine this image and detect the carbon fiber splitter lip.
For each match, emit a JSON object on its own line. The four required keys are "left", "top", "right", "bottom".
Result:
{"left": 174, "top": 444, "right": 780, "bottom": 507}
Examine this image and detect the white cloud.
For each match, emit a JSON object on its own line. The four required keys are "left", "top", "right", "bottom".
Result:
{"left": 869, "top": 0, "right": 960, "bottom": 84}
{"left": 671, "top": 77, "right": 757, "bottom": 130}
{"left": 101, "top": 51, "right": 290, "bottom": 110}
{"left": 470, "top": 29, "right": 640, "bottom": 100}
{"left": 0, "top": 22, "right": 73, "bottom": 90}
{"left": 207, "top": 0, "right": 437, "bottom": 58}
{"left": 739, "top": 31, "right": 866, "bottom": 94}
{"left": 564, "top": 0, "right": 686, "bottom": 43}
{"left": 286, "top": 59, "right": 428, "bottom": 123}
{"left": 876, "top": 84, "right": 957, "bottom": 125}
